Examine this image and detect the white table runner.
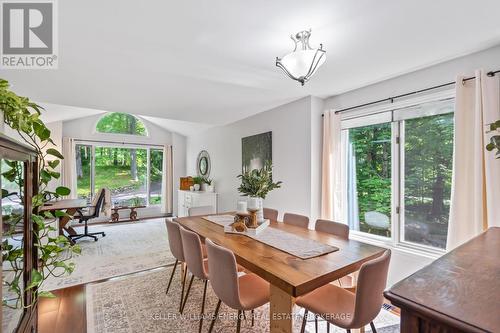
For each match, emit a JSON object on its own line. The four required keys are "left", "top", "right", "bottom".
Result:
{"left": 203, "top": 215, "right": 338, "bottom": 259}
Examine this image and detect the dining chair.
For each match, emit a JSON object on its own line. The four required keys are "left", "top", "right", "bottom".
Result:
{"left": 297, "top": 250, "right": 391, "bottom": 333}
{"left": 283, "top": 212, "right": 310, "bottom": 229}
{"left": 180, "top": 228, "right": 210, "bottom": 332}
{"left": 165, "top": 220, "right": 188, "bottom": 312}
{"left": 315, "top": 219, "right": 349, "bottom": 240}
{"left": 205, "top": 239, "right": 270, "bottom": 333}
{"left": 263, "top": 208, "right": 278, "bottom": 221}
{"left": 188, "top": 205, "right": 215, "bottom": 216}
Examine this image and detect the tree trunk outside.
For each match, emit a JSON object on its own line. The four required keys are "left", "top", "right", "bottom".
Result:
{"left": 430, "top": 171, "right": 444, "bottom": 219}
{"left": 129, "top": 116, "right": 138, "bottom": 181}
{"left": 131, "top": 149, "right": 138, "bottom": 181}
{"left": 76, "top": 146, "right": 83, "bottom": 178}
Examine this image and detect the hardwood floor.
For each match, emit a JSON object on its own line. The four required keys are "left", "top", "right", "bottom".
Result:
{"left": 38, "top": 218, "right": 171, "bottom": 333}
{"left": 39, "top": 285, "right": 86, "bottom": 333}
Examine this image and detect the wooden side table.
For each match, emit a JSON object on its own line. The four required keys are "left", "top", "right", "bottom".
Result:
{"left": 111, "top": 205, "right": 146, "bottom": 222}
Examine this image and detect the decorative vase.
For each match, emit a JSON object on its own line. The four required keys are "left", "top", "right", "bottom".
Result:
{"left": 201, "top": 183, "right": 207, "bottom": 191}
{"left": 206, "top": 185, "right": 214, "bottom": 192}
{"left": 247, "top": 196, "right": 264, "bottom": 222}
{"left": 194, "top": 184, "right": 200, "bottom": 191}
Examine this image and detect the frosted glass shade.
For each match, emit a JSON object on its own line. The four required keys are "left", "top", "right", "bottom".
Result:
{"left": 280, "top": 49, "right": 325, "bottom": 79}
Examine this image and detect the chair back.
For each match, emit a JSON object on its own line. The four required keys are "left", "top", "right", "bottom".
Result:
{"left": 263, "top": 208, "right": 278, "bottom": 221}
{"left": 90, "top": 188, "right": 106, "bottom": 218}
{"left": 351, "top": 250, "right": 391, "bottom": 328}
{"left": 166, "top": 220, "right": 184, "bottom": 262}
{"left": 315, "top": 219, "right": 349, "bottom": 239}
{"left": 188, "top": 205, "right": 215, "bottom": 216}
{"left": 283, "top": 213, "right": 309, "bottom": 229}
{"left": 205, "top": 239, "right": 242, "bottom": 309}
{"left": 180, "top": 227, "right": 207, "bottom": 280}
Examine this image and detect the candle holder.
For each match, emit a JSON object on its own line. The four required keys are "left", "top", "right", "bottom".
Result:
{"left": 247, "top": 208, "right": 259, "bottom": 228}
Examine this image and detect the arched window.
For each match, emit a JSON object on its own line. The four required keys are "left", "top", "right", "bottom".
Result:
{"left": 96, "top": 112, "right": 147, "bottom": 136}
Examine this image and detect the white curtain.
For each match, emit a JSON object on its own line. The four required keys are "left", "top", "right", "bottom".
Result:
{"left": 162, "top": 145, "right": 173, "bottom": 214}
{"left": 447, "top": 70, "right": 500, "bottom": 250}
{"left": 321, "top": 110, "right": 343, "bottom": 221}
{"left": 61, "top": 137, "right": 77, "bottom": 199}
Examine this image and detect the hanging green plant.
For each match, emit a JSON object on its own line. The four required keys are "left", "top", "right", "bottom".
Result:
{"left": 486, "top": 120, "right": 500, "bottom": 158}
{"left": 1, "top": 78, "right": 81, "bottom": 309}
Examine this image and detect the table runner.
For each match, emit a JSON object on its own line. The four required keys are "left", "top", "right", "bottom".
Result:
{"left": 203, "top": 215, "right": 338, "bottom": 259}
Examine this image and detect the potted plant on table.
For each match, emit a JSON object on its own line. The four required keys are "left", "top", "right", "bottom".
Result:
{"left": 202, "top": 177, "right": 214, "bottom": 192}
{"left": 192, "top": 176, "right": 203, "bottom": 191}
{"left": 237, "top": 161, "right": 282, "bottom": 222}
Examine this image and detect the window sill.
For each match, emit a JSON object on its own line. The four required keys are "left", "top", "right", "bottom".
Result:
{"left": 349, "top": 232, "right": 444, "bottom": 260}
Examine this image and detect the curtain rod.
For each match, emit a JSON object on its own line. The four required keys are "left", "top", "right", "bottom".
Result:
{"left": 73, "top": 138, "right": 164, "bottom": 148}
{"left": 322, "top": 70, "right": 500, "bottom": 116}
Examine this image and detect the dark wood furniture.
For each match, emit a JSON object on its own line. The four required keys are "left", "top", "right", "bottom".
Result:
{"left": 0, "top": 133, "right": 38, "bottom": 333}
{"left": 175, "top": 214, "right": 386, "bottom": 333}
{"left": 385, "top": 227, "right": 500, "bottom": 333}
{"left": 40, "top": 198, "right": 87, "bottom": 244}
{"left": 110, "top": 205, "right": 146, "bottom": 222}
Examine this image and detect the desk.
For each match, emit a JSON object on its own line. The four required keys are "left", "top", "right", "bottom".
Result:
{"left": 175, "top": 214, "right": 386, "bottom": 333}
{"left": 385, "top": 227, "right": 500, "bottom": 333}
{"left": 40, "top": 199, "right": 87, "bottom": 244}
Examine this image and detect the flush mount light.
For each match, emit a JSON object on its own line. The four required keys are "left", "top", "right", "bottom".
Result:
{"left": 276, "top": 29, "right": 326, "bottom": 86}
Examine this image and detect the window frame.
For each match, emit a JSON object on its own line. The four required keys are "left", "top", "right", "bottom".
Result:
{"left": 341, "top": 89, "right": 454, "bottom": 256}
{"left": 75, "top": 141, "right": 163, "bottom": 207}
{"left": 93, "top": 113, "right": 150, "bottom": 138}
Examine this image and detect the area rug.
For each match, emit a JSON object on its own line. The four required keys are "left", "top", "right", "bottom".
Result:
{"left": 42, "top": 219, "right": 175, "bottom": 291}
{"left": 86, "top": 267, "right": 400, "bottom": 333}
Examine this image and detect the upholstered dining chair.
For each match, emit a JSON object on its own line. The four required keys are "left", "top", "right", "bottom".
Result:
{"left": 180, "top": 228, "right": 210, "bottom": 332}
{"left": 263, "top": 208, "right": 278, "bottom": 221}
{"left": 283, "top": 212, "right": 310, "bottom": 229}
{"left": 188, "top": 205, "right": 215, "bottom": 216}
{"left": 165, "top": 220, "right": 188, "bottom": 312}
{"left": 315, "top": 219, "right": 349, "bottom": 240}
{"left": 205, "top": 239, "right": 270, "bottom": 333}
{"left": 297, "top": 250, "right": 391, "bottom": 333}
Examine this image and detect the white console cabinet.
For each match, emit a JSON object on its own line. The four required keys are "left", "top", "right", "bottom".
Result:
{"left": 177, "top": 190, "right": 218, "bottom": 217}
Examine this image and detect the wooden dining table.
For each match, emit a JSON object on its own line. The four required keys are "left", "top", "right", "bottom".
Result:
{"left": 175, "top": 214, "right": 386, "bottom": 333}
{"left": 39, "top": 199, "right": 88, "bottom": 244}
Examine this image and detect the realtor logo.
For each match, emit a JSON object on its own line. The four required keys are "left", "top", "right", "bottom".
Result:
{"left": 1, "top": 0, "right": 58, "bottom": 69}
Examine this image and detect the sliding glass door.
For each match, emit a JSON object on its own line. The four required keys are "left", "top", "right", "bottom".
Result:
{"left": 76, "top": 144, "right": 164, "bottom": 207}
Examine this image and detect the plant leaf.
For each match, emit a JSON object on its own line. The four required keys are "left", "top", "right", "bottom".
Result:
{"left": 55, "top": 186, "right": 71, "bottom": 196}
{"left": 46, "top": 148, "right": 64, "bottom": 159}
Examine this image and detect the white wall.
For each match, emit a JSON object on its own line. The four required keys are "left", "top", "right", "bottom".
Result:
{"left": 186, "top": 96, "right": 316, "bottom": 221}
{"left": 325, "top": 45, "right": 500, "bottom": 110}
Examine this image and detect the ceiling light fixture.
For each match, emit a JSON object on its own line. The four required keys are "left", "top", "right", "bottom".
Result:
{"left": 276, "top": 29, "right": 326, "bottom": 86}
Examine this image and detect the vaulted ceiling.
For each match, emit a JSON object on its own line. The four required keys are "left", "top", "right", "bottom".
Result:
{"left": 2, "top": 0, "right": 500, "bottom": 125}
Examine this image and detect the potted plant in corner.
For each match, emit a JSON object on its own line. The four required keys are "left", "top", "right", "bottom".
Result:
{"left": 237, "top": 161, "right": 282, "bottom": 222}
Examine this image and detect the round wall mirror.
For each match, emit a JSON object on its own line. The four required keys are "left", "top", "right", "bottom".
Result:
{"left": 196, "top": 150, "right": 211, "bottom": 177}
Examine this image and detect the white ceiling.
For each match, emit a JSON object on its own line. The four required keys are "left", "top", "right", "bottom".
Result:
{"left": 2, "top": 0, "right": 500, "bottom": 126}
